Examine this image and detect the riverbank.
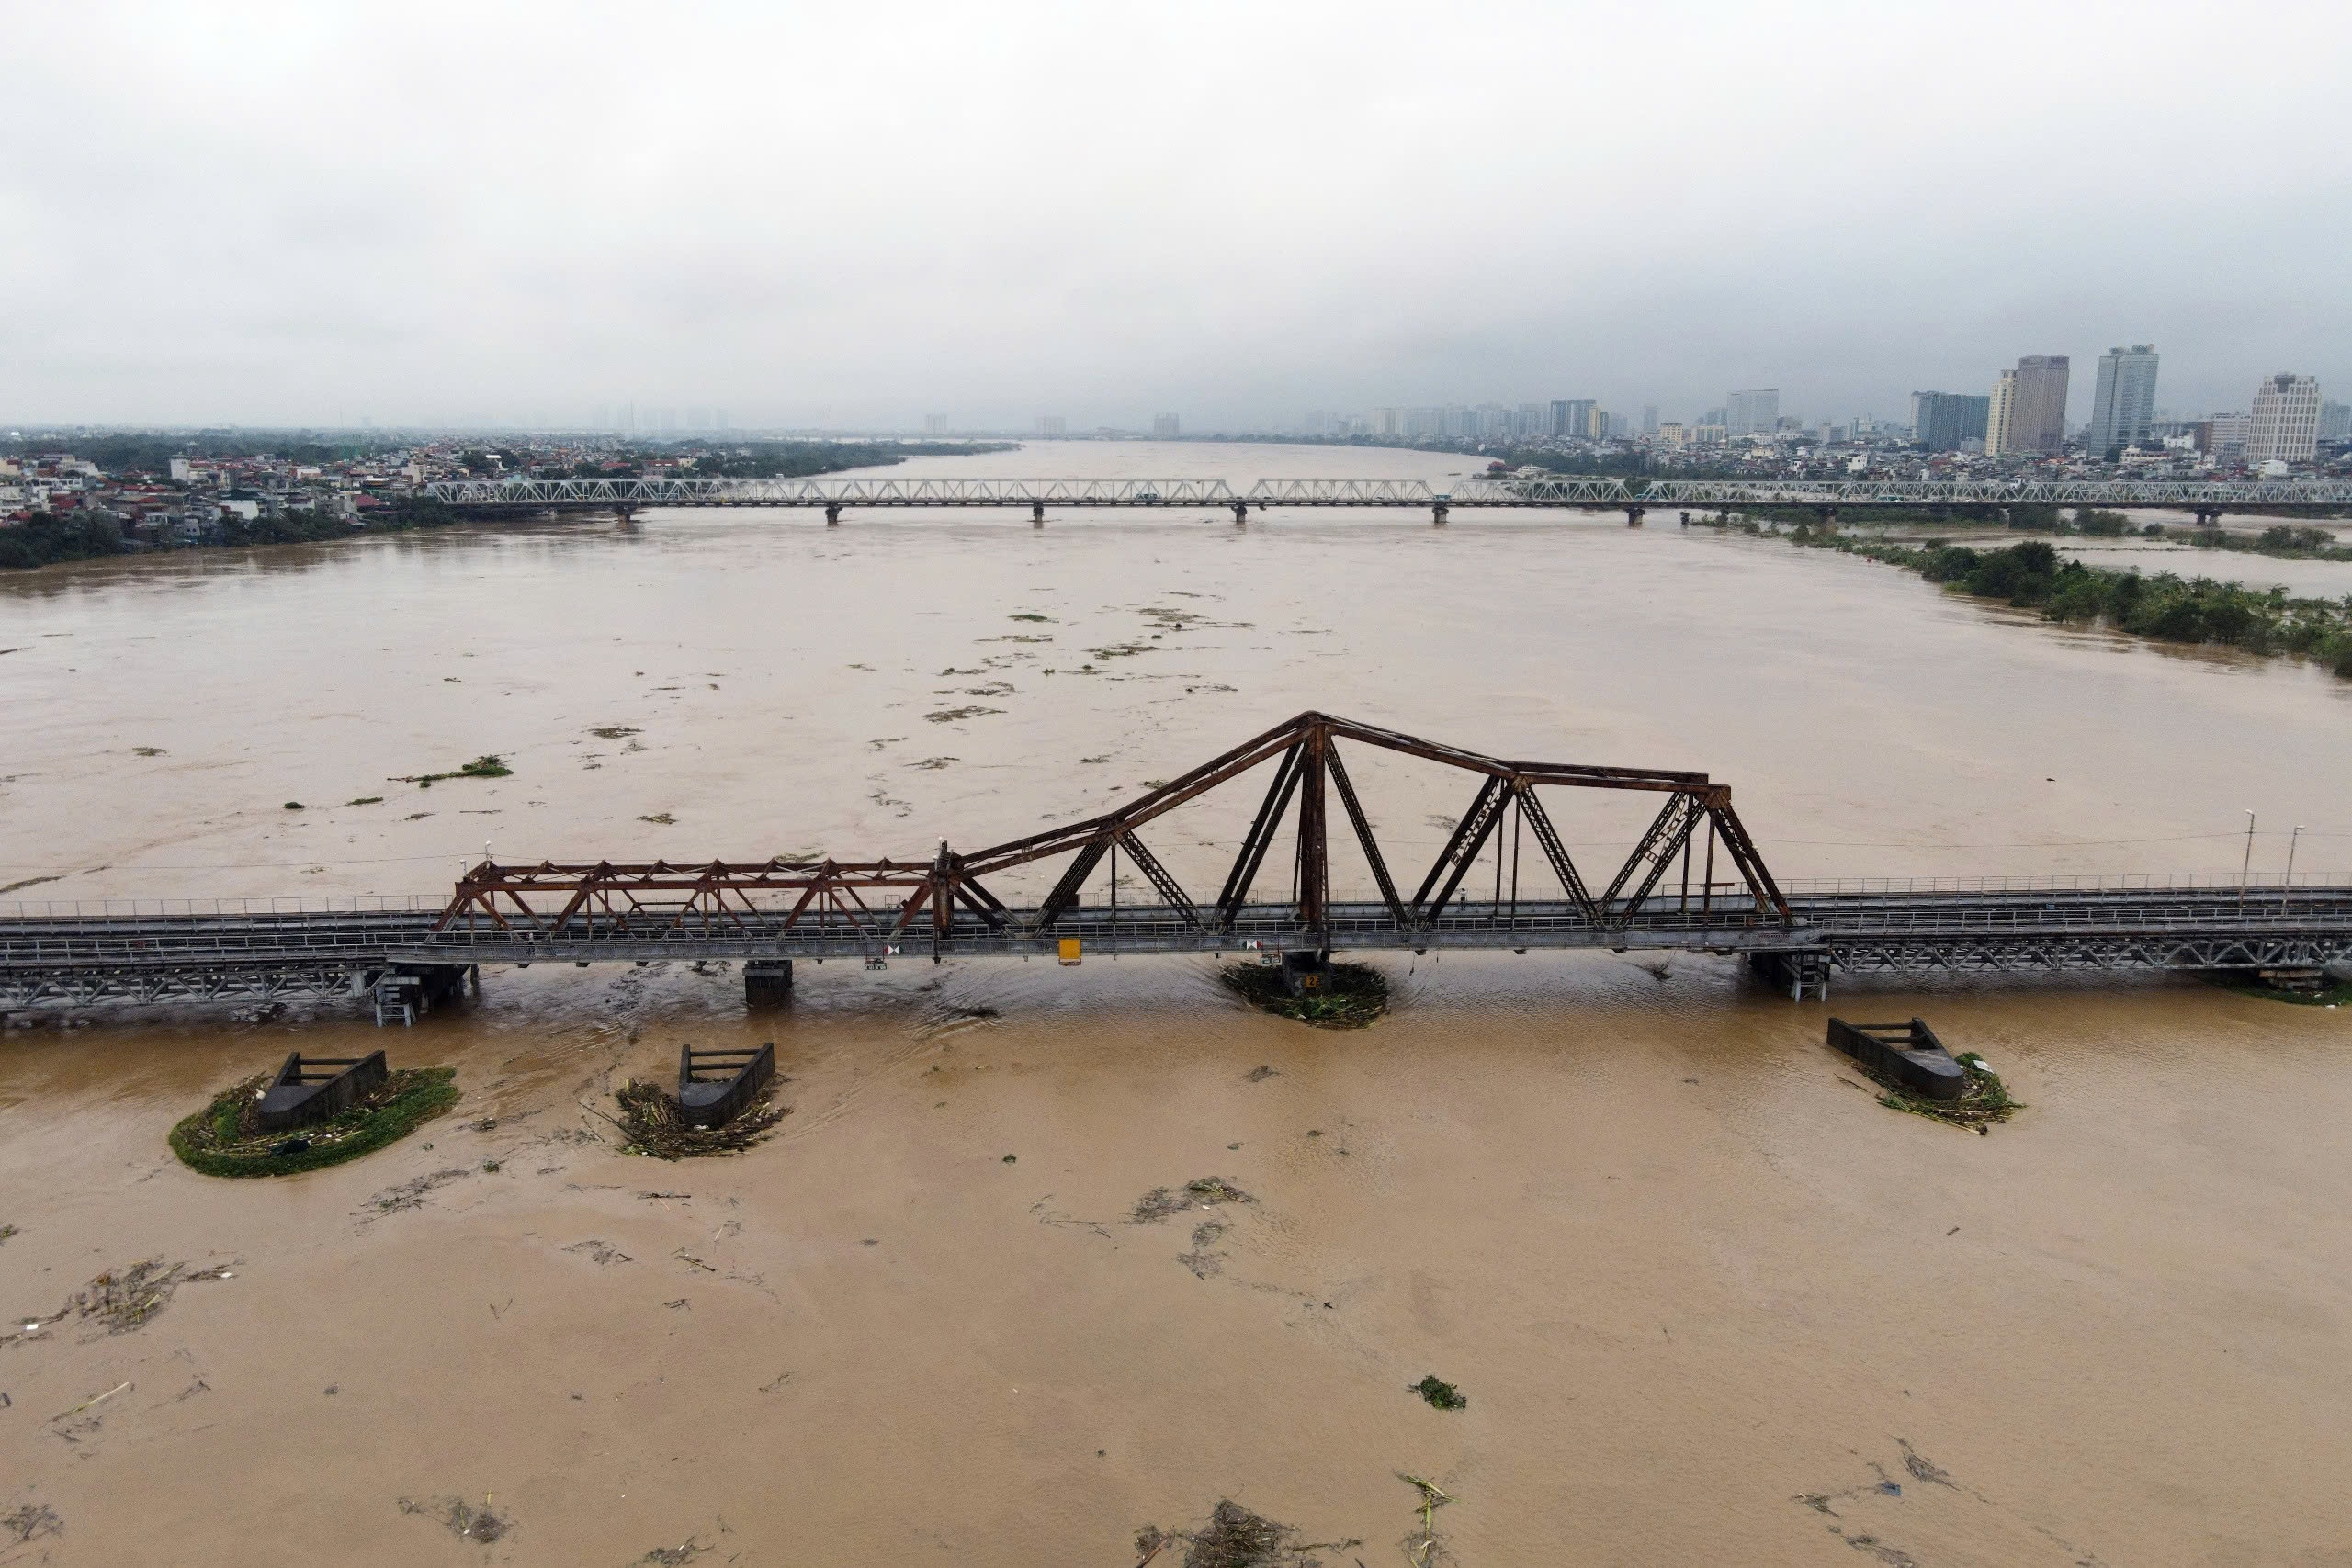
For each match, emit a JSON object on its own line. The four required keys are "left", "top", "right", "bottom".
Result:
{"left": 0, "top": 439, "right": 1018, "bottom": 572}
{"left": 1702, "top": 513, "right": 2352, "bottom": 680}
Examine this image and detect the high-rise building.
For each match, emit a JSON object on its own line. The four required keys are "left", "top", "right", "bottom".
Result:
{"left": 1372, "top": 407, "right": 1401, "bottom": 438}
{"left": 1726, "top": 389, "right": 1779, "bottom": 436}
{"left": 1909, "top": 391, "right": 1992, "bottom": 453}
{"left": 1513, "top": 403, "right": 1547, "bottom": 440}
{"left": 2248, "top": 374, "right": 2321, "bottom": 464}
{"left": 1984, "top": 373, "right": 2016, "bottom": 457}
{"left": 924, "top": 414, "right": 947, "bottom": 435}
{"left": 2086, "top": 345, "right": 2160, "bottom": 457}
{"left": 1996, "top": 356, "right": 2070, "bottom": 455}
{"left": 1152, "top": 413, "right": 1181, "bottom": 439}
{"left": 1038, "top": 415, "right": 1067, "bottom": 437}
{"left": 2319, "top": 401, "right": 2350, "bottom": 442}
{"left": 1558, "top": 399, "right": 1598, "bottom": 440}
{"left": 1641, "top": 404, "right": 1659, "bottom": 435}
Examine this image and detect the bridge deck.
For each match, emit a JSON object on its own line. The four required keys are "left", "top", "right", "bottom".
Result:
{"left": 424, "top": 476, "right": 2352, "bottom": 512}
{"left": 7, "top": 884, "right": 2349, "bottom": 1009}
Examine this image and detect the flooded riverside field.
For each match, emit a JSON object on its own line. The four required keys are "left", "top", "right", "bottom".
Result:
{"left": 6, "top": 441, "right": 2352, "bottom": 1563}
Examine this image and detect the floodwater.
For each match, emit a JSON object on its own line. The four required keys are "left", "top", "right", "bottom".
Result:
{"left": 5, "top": 441, "right": 2351, "bottom": 1564}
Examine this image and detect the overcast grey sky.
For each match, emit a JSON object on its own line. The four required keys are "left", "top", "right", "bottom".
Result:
{"left": 5, "top": 0, "right": 2346, "bottom": 431}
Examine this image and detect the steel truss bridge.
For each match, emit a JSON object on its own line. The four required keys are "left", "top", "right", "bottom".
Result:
{"left": 5, "top": 714, "right": 2347, "bottom": 1020}
{"left": 424, "top": 474, "right": 2352, "bottom": 523}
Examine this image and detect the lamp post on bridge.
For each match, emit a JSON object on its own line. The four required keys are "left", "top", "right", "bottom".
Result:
{"left": 2238, "top": 809, "right": 2256, "bottom": 911}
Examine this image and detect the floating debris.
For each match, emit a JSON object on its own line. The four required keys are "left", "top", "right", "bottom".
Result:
{"left": 1132, "top": 1177, "right": 1255, "bottom": 1224}
{"left": 391, "top": 755, "right": 513, "bottom": 788}
{"left": 1219, "top": 962, "right": 1389, "bottom": 1028}
{"left": 1134, "top": 1499, "right": 1356, "bottom": 1568}
{"left": 600, "top": 1078, "right": 787, "bottom": 1160}
{"left": 398, "top": 1495, "right": 511, "bottom": 1545}
{"left": 1410, "top": 1375, "right": 1467, "bottom": 1411}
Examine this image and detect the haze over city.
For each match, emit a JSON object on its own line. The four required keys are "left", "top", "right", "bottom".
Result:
{"left": 6, "top": 0, "right": 2348, "bottom": 431}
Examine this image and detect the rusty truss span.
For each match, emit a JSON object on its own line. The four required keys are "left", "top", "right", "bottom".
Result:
{"left": 5, "top": 713, "right": 2349, "bottom": 1019}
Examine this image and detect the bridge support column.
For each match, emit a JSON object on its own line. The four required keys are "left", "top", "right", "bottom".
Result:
{"left": 615, "top": 507, "right": 638, "bottom": 530}
{"left": 1624, "top": 505, "right": 1645, "bottom": 527}
{"left": 2193, "top": 508, "right": 2218, "bottom": 529}
{"left": 1747, "top": 951, "right": 1829, "bottom": 1002}
{"left": 1679, "top": 510, "right": 1690, "bottom": 526}
{"left": 1279, "top": 949, "right": 1333, "bottom": 998}
{"left": 1432, "top": 502, "right": 1449, "bottom": 527}
{"left": 824, "top": 504, "right": 841, "bottom": 527}
{"left": 1032, "top": 502, "right": 1045, "bottom": 529}
{"left": 1815, "top": 505, "right": 1838, "bottom": 529}
{"left": 373, "top": 963, "right": 471, "bottom": 1027}
{"left": 744, "top": 959, "right": 795, "bottom": 1007}
{"left": 1232, "top": 502, "right": 1249, "bottom": 527}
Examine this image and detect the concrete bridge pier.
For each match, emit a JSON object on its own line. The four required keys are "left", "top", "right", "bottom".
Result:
{"left": 744, "top": 959, "right": 795, "bottom": 1007}
{"left": 1747, "top": 951, "right": 1829, "bottom": 1002}
{"left": 1279, "top": 949, "right": 1332, "bottom": 998}
{"left": 1431, "top": 502, "right": 1449, "bottom": 526}
{"left": 1624, "top": 505, "right": 1646, "bottom": 527}
{"left": 1232, "top": 502, "right": 1250, "bottom": 527}
{"left": 1032, "top": 502, "right": 1045, "bottom": 528}
{"left": 1815, "top": 505, "right": 1839, "bottom": 528}
{"left": 1679, "top": 511, "right": 1691, "bottom": 526}
{"left": 373, "top": 963, "right": 475, "bottom": 1027}
{"left": 824, "top": 504, "right": 842, "bottom": 527}
{"left": 2193, "top": 508, "right": 2220, "bottom": 528}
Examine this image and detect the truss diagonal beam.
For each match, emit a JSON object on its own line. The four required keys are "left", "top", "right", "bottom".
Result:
{"left": 1513, "top": 785, "right": 1600, "bottom": 925}
{"left": 1216, "top": 744, "right": 1304, "bottom": 930}
{"left": 1327, "top": 744, "right": 1405, "bottom": 926}
{"left": 1411, "top": 776, "right": 1510, "bottom": 922}
{"left": 1116, "top": 832, "right": 1200, "bottom": 929}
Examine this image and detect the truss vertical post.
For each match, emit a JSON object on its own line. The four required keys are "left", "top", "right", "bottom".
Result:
{"left": 1296, "top": 724, "right": 1329, "bottom": 942}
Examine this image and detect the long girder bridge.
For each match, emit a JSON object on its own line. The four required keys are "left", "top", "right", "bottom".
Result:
{"left": 424, "top": 474, "right": 2352, "bottom": 529}
{"left": 5, "top": 713, "right": 2346, "bottom": 1021}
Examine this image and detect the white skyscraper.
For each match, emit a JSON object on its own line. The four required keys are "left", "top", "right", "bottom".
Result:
{"left": 2247, "top": 374, "right": 2321, "bottom": 464}
{"left": 2086, "top": 345, "right": 2160, "bottom": 457}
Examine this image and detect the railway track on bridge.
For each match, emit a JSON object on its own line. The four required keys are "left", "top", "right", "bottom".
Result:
{"left": 6, "top": 714, "right": 2346, "bottom": 1020}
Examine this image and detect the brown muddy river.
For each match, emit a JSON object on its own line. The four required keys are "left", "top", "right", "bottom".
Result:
{"left": 5, "top": 441, "right": 2351, "bottom": 1563}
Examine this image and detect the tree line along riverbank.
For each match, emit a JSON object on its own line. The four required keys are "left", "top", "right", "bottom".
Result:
{"left": 1705, "top": 511, "right": 2352, "bottom": 680}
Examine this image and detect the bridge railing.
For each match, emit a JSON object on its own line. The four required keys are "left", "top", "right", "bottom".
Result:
{"left": 1778, "top": 872, "right": 2344, "bottom": 897}
{"left": 0, "top": 895, "right": 443, "bottom": 920}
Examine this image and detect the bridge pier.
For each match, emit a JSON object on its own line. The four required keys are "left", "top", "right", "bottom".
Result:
{"left": 2193, "top": 507, "right": 2220, "bottom": 529}
{"left": 744, "top": 959, "right": 795, "bottom": 1007}
{"left": 1279, "top": 949, "right": 1333, "bottom": 998}
{"left": 373, "top": 963, "right": 474, "bottom": 1027}
{"left": 1747, "top": 951, "right": 1830, "bottom": 1002}
{"left": 825, "top": 504, "right": 841, "bottom": 527}
{"left": 1032, "top": 502, "right": 1045, "bottom": 529}
{"left": 1431, "top": 502, "right": 1449, "bottom": 527}
{"left": 1232, "top": 502, "right": 1249, "bottom": 527}
{"left": 1624, "top": 505, "right": 1645, "bottom": 527}
{"left": 1815, "top": 505, "right": 1838, "bottom": 529}
{"left": 1679, "top": 511, "right": 1690, "bottom": 526}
